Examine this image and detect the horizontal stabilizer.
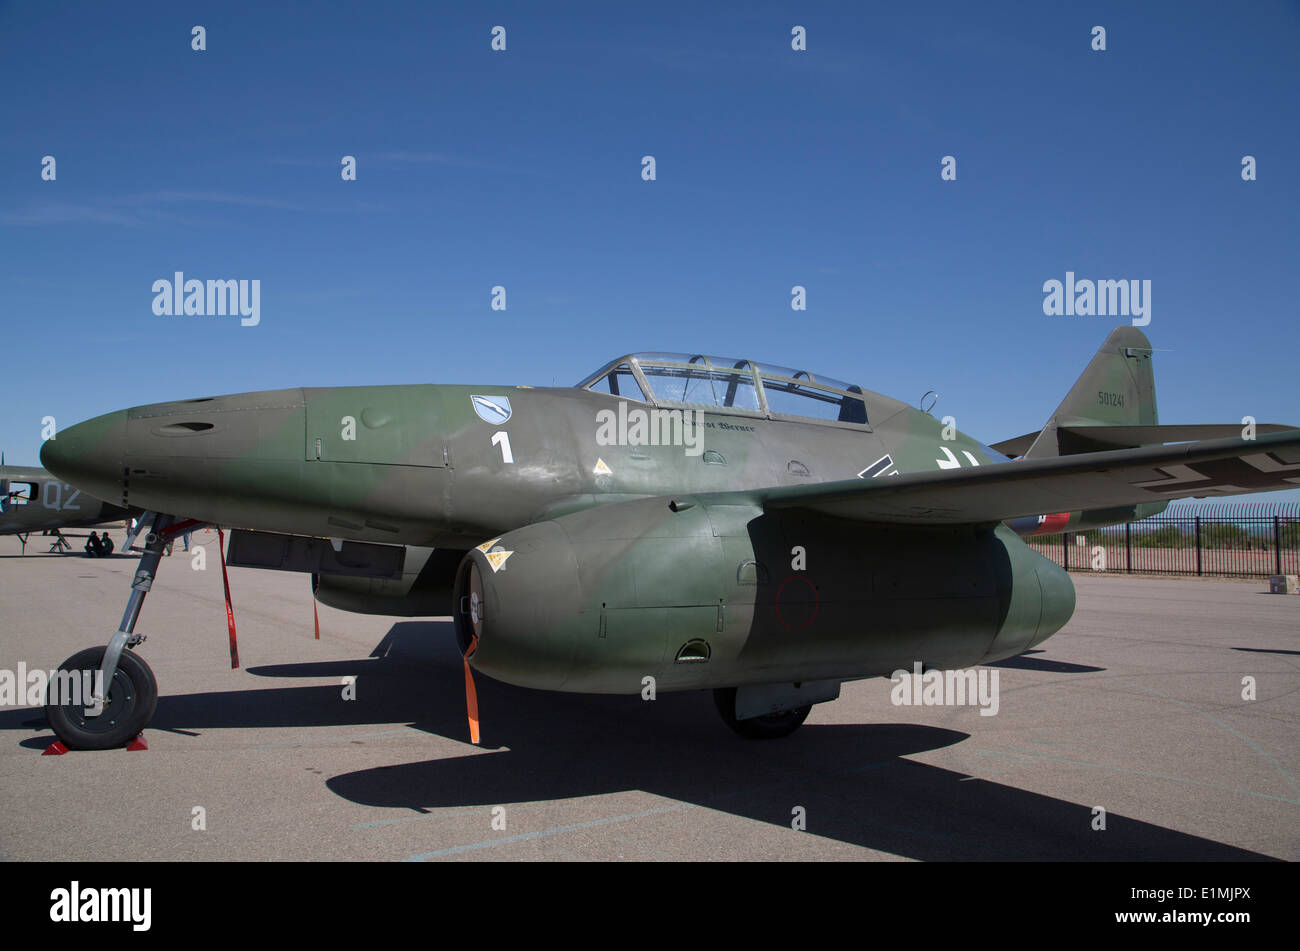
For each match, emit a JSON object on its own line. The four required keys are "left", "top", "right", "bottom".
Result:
{"left": 990, "top": 431, "right": 1042, "bottom": 458}
{"left": 993, "top": 423, "right": 1297, "bottom": 458}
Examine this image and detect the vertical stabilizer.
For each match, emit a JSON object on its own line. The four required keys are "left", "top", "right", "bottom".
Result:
{"left": 1024, "top": 327, "right": 1157, "bottom": 459}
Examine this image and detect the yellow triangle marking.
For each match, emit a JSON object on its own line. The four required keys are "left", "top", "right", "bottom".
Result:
{"left": 485, "top": 550, "right": 513, "bottom": 572}
{"left": 476, "top": 537, "right": 501, "bottom": 554}
{"left": 593, "top": 458, "right": 613, "bottom": 475}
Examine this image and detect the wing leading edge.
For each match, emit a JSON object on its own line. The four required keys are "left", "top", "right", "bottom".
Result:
{"left": 743, "top": 431, "right": 1300, "bottom": 525}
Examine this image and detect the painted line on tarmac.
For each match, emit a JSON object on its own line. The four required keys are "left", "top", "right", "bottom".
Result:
{"left": 1130, "top": 682, "right": 1300, "bottom": 799}
{"left": 975, "top": 746, "right": 1300, "bottom": 806}
{"left": 356, "top": 802, "right": 553, "bottom": 830}
{"left": 403, "top": 803, "right": 692, "bottom": 860}
{"left": 402, "top": 757, "right": 902, "bottom": 860}
{"left": 253, "top": 727, "right": 423, "bottom": 750}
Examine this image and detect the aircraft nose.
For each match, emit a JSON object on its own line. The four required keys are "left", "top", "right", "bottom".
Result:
{"left": 40, "top": 409, "right": 130, "bottom": 506}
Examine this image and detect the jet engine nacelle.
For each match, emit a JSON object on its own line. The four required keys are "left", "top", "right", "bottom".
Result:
{"left": 453, "top": 496, "right": 1075, "bottom": 695}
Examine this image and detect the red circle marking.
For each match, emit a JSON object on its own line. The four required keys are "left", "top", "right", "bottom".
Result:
{"left": 775, "top": 575, "right": 820, "bottom": 630}
{"left": 1033, "top": 511, "right": 1071, "bottom": 535}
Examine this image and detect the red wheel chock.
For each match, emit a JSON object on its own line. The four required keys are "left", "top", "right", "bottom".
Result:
{"left": 41, "top": 733, "right": 148, "bottom": 754}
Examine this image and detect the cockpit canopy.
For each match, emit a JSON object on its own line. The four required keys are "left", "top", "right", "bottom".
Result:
{"left": 576, "top": 353, "right": 868, "bottom": 425}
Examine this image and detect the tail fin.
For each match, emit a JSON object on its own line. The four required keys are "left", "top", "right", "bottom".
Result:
{"left": 1023, "top": 326, "right": 1157, "bottom": 458}
{"left": 989, "top": 327, "right": 1158, "bottom": 459}
{"left": 990, "top": 327, "right": 1295, "bottom": 460}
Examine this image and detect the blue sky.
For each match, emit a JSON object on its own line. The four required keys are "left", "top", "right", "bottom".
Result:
{"left": 2, "top": 1, "right": 1298, "bottom": 504}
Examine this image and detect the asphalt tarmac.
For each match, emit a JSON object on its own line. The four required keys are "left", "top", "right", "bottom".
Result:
{"left": 0, "top": 530, "right": 1296, "bottom": 861}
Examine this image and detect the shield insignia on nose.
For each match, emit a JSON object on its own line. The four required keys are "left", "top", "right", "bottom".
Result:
{"left": 470, "top": 395, "right": 513, "bottom": 424}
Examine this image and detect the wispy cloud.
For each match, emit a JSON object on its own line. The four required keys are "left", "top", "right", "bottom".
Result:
{"left": 373, "top": 151, "right": 472, "bottom": 165}
{"left": 0, "top": 189, "right": 384, "bottom": 226}
{"left": 270, "top": 150, "right": 533, "bottom": 175}
{"left": 137, "top": 189, "right": 309, "bottom": 210}
{"left": 0, "top": 202, "right": 140, "bottom": 226}
{"left": 371, "top": 150, "right": 537, "bottom": 176}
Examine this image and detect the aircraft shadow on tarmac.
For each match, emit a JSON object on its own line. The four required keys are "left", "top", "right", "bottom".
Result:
{"left": 1, "top": 621, "right": 1274, "bottom": 861}
{"left": 984, "top": 649, "right": 1105, "bottom": 674}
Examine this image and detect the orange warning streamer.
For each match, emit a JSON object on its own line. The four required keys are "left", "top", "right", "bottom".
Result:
{"left": 216, "top": 528, "right": 240, "bottom": 669}
{"left": 464, "top": 635, "right": 480, "bottom": 744}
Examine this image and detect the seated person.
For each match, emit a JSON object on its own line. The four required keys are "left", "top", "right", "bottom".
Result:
{"left": 100, "top": 533, "right": 114, "bottom": 556}
{"left": 84, "top": 531, "right": 104, "bottom": 557}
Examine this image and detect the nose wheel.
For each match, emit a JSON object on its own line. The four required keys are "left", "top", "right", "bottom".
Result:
{"left": 44, "top": 646, "right": 158, "bottom": 750}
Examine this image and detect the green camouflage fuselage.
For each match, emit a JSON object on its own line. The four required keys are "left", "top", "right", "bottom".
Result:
{"left": 47, "top": 388, "right": 953, "bottom": 533}
{"left": 41, "top": 383, "right": 1152, "bottom": 545}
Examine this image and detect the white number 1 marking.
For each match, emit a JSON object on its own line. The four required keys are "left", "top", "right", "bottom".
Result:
{"left": 491, "top": 431, "right": 514, "bottom": 464}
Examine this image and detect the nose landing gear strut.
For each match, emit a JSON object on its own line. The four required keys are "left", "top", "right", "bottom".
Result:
{"left": 43, "top": 513, "right": 202, "bottom": 750}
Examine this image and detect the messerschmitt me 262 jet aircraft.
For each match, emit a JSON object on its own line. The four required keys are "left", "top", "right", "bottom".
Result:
{"left": 37, "top": 327, "right": 1300, "bottom": 749}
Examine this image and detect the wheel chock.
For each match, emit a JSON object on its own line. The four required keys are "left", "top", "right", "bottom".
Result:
{"left": 41, "top": 734, "right": 148, "bottom": 754}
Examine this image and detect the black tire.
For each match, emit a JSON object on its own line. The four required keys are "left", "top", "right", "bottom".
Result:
{"left": 44, "top": 646, "right": 158, "bottom": 750}
{"left": 713, "top": 687, "right": 811, "bottom": 739}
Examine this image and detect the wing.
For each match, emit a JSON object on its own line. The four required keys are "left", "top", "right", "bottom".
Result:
{"left": 749, "top": 431, "right": 1300, "bottom": 525}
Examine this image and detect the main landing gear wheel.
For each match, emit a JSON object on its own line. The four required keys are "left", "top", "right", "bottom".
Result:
{"left": 713, "top": 687, "right": 811, "bottom": 739}
{"left": 44, "top": 646, "right": 158, "bottom": 750}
